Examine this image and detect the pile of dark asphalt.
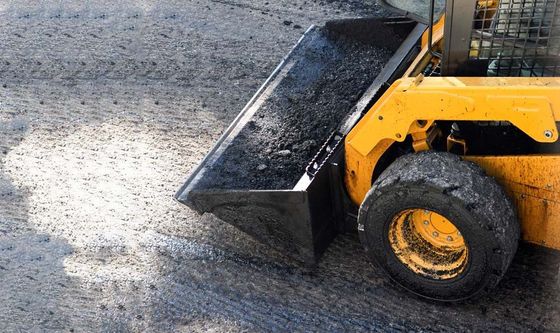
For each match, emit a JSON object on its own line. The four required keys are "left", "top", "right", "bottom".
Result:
{"left": 196, "top": 26, "right": 397, "bottom": 190}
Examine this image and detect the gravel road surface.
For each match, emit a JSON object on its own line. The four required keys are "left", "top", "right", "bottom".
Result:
{"left": 1, "top": 1, "right": 560, "bottom": 332}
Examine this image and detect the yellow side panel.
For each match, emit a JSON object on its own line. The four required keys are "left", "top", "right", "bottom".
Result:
{"left": 466, "top": 155, "right": 560, "bottom": 250}
{"left": 420, "top": 16, "right": 445, "bottom": 49}
{"left": 345, "top": 77, "right": 560, "bottom": 205}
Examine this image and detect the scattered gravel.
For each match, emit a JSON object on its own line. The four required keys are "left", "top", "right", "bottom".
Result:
{"left": 0, "top": 1, "right": 559, "bottom": 332}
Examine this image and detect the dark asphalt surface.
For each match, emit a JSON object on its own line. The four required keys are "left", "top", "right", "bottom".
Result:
{"left": 1, "top": 1, "right": 560, "bottom": 332}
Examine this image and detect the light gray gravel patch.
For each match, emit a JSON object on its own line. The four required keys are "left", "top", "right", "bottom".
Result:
{"left": 0, "top": 1, "right": 560, "bottom": 332}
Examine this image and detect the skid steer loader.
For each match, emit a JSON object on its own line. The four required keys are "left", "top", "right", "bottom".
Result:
{"left": 177, "top": 0, "right": 560, "bottom": 301}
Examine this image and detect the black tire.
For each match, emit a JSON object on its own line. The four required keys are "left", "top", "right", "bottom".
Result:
{"left": 358, "top": 151, "right": 519, "bottom": 301}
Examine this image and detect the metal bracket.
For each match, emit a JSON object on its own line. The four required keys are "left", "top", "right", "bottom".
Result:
{"left": 306, "top": 132, "right": 344, "bottom": 177}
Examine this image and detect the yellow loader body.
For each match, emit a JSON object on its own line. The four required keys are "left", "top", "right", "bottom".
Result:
{"left": 345, "top": 76, "right": 560, "bottom": 249}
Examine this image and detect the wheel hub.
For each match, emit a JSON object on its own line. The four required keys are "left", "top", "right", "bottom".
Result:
{"left": 412, "top": 209, "right": 464, "bottom": 248}
{"left": 388, "top": 209, "right": 468, "bottom": 280}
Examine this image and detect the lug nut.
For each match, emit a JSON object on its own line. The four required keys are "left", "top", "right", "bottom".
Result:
{"left": 447, "top": 236, "right": 453, "bottom": 241}
{"left": 457, "top": 231, "right": 461, "bottom": 236}
{"left": 423, "top": 220, "right": 429, "bottom": 226}
{"left": 432, "top": 231, "right": 439, "bottom": 237}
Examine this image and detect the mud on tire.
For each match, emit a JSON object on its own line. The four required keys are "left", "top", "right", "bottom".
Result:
{"left": 358, "top": 151, "right": 519, "bottom": 301}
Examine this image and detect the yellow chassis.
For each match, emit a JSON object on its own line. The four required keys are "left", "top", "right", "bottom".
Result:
{"left": 345, "top": 76, "right": 560, "bottom": 249}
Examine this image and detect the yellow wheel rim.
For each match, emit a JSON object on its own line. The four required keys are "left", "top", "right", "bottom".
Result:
{"left": 388, "top": 209, "right": 468, "bottom": 280}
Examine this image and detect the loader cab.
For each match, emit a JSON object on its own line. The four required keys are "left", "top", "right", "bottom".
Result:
{"left": 387, "top": 0, "right": 560, "bottom": 78}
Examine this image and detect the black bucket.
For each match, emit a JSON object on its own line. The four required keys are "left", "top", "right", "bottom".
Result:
{"left": 176, "top": 18, "right": 425, "bottom": 265}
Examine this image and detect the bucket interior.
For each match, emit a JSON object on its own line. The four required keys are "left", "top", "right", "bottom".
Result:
{"left": 190, "top": 19, "right": 412, "bottom": 192}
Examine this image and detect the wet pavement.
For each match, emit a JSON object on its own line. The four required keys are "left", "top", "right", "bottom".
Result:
{"left": 1, "top": 1, "right": 560, "bottom": 332}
